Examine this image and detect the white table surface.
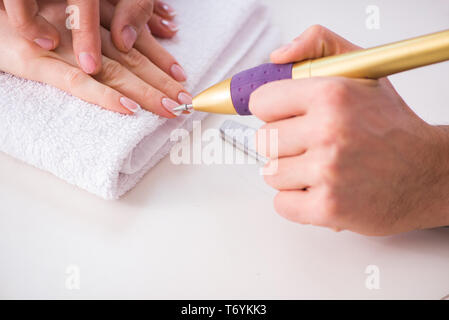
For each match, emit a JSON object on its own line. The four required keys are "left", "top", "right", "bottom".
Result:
{"left": 1, "top": 0, "right": 449, "bottom": 299}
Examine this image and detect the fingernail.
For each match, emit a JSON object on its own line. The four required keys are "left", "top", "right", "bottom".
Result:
{"left": 78, "top": 52, "right": 96, "bottom": 74}
{"left": 272, "top": 43, "right": 292, "bottom": 55}
{"left": 145, "top": 24, "right": 152, "bottom": 34}
{"left": 158, "top": 1, "right": 176, "bottom": 16}
{"left": 178, "top": 92, "right": 192, "bottom": 105}
{"left": 34, "top": 38, "right": 54, "bottom": 50}
{"left": 122, "top": 25, "right": 138, "bottom": 50}
{"left": 170, "top": 64, "right": 187, "bottom": 82}
{"left": 161, "top": 19, "right": 179, "bottom": 32}
{"left": 120, "top": 97, "right": 141, "bottom": 113}
{"left": 162, "top": 97, "right": 180, "bottom": 116}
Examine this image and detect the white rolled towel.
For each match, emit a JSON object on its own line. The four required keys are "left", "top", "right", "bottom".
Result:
{"left": 0, "top": 0, "right": 280, "bottom": 199}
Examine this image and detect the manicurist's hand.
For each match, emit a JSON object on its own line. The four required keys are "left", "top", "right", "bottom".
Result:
{"left": 0, "top": 0, "right": 180, "bottom": 76}
{"left": 250, "top": 25, "right": 449, "bottom": 236}
{"left": 0, "top": 0, "right": 190, "bottom": 117}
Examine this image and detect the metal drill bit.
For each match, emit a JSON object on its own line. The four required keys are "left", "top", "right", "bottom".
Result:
{"left": 219, "top": 120, "right": 269, "bottom": 165}
{"left": 172, "top": 104, "right": 193, "bottom": 113}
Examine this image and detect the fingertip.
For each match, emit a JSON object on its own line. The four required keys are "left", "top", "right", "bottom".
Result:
{"left": 120, "top": 96, "right": 141, "bottom": 114}
{"left": 148, "top": 15, "right": 178, "bottom": 39}
{"left": 270, "top": 42, "right": 297, "bottom": 64}
{"left": 170, "top": 63, "right": 187, "bottom": 82}
{"left": 161, "top": 97, "right": 181, "bottom": 118}
{"left": 27, "top": 17, "right": 61, "bottom": 51}
{"left": 78, "top": 52, "right": 101, "bottom": 75}
{"left": 34, "top": 38, "right": 56, "bottom": 51}
{"left": 154, "top": 1, "right": 177, "bottom": 19}
{"left": 269, "top": 52, "right": 285, "bottom": 64}
{"left": 121, "top": 25, "right": 138, "bottom": 52}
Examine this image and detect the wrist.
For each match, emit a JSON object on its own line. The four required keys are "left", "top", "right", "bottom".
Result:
{"left": 423, "top": 125, "right": 449, "bottom": 227}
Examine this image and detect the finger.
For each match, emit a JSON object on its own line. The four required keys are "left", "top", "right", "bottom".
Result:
{"left": 249, "top": 78, "right": 332, "bottom": 122}
{"left": 100, "top": 27, "right": 190, "bottom": 105}
{"left": 271, "top": 24, "right": 361, "bottom": 64}
{"left": 153, "top": 1, "right": 176, "bottom": 20}
{"left": 273, "top": 190, "right": 315, "bottom": 225}
{"left": 30, "top": 57, "right": 138, "bottom": 115}
{"left": 262, "top": 152, "right": 319, "bottom": 191}
{"left": 94, "top": 56, "right": 181, "bottom": 118}
{"left": 148, "top": 13, "right": 178, "bottom": 38}
{"left": 67, "top": 0, "right": 102, "bottom": 75}
{"left": 100, "top": 0, "right": 186, "bottom": 82}
{"left": 135, "top": 27, "right": 186, "bottom": 81}
{"left": 110, "top": 0, "right": 154, "bottom": 52}
{"left": 257, "top": 116, "right": 317, "bottom": 159}
{"left": 3, "top": 0, "right": 59, "bottom": 50}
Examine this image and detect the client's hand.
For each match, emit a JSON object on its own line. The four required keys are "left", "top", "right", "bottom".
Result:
{"left": 0, "top": 0, "right": 180, "bottom": 75}
{"left": 0, "top": 0, "right": 190, "bottom": 117}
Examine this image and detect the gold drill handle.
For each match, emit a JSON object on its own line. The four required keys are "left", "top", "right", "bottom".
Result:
{"left": 292, "top": 29, "right": 449, "bottom": 79}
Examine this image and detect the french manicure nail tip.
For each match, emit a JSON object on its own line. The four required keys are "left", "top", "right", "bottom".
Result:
{"left": 120, "top": 97, "right": 141, "bottom": 113}
{"left": 162, "top": 97, "right": 180, "bottom": 116}
{"left": 159, "top": 2, "right": 176, "bottom": 16}
{"left": 178, "top": 92, "right": 192, "bottom": 105}
{"left": 161, "top": 19, "right": 179, "bottom": 32}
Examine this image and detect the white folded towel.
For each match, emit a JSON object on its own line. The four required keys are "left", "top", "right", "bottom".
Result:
{"left": 0, "top": 0, "right": 279, "bottom": 199}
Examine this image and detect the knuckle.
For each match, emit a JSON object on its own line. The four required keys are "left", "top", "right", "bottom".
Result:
{"left": 305, "top": 24, "right": 328, "bottom": 38}
{"left": 16, "top": 41, "right": 40, "bottom": 61}
{"left": 322, "top": 157, "right": 339, "bottom": 183}
{"left": 64, "top": 68, "right": 87, "bottom": 91}
{"left": 316, "top": 187, "right": 340, "bottom": 223}
{"left": 10, "top": 17, "right": 34, "bottom": 32}
{"left": 97, "top": 85, "right": 112, "bottom": 107}
{"left": 318, "top": 121, "right": 341, "bottom": 145}
{"left": 320, "top": 79, "right": 350, "bottom": 107}
{"left": 136, "top": 0, "right": 154, "bottom": 16}
{"left": 122, "top": 48, "right": 146, "bottom": 69}
{"left": 141, "top": 86, "right": 161, "bottom": 106}
{"left": 101, "top": 60, "right": 124, "bottom": 82}
{"left": 159, "top": 75, "right": 181, "bottom": 95}
{"left": 320, "top": 145, "right": 346, "bottom": 186}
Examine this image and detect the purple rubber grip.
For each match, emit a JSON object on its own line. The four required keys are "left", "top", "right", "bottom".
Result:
{"left": 230, "top": 63, "right": 293, "bottom": 115}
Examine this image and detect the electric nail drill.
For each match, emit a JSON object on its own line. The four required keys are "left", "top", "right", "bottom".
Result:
{"left": 173, "top": 29, "right": 449, "bottom": 115}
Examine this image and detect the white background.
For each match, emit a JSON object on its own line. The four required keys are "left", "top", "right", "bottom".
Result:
{"left": 1, "top": 0, "right": 448, "bottom": 299}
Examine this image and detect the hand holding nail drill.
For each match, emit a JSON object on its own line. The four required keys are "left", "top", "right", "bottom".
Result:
{"left": 177, "top": 25, "right": 449, "bottom": 235}
{"left": 255, "top": 26, "right": 449, "bottom": 235}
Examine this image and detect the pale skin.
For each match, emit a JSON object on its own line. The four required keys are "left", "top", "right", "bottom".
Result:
{"left": 0, "top": 0, "right": 190, "bottom": 117}
{"left": 250, "top": 25, "right": 449, "bottom": 236}
{"left": 0, "top": 0, "right": 181, "bottom": 76}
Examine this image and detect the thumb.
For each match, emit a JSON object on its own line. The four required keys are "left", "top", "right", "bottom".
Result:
{"left": 271, "top": 25, "right": 361, "bottom": 64}
{"left": 3, "top": 0, "right": 60, "bottom": 50}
